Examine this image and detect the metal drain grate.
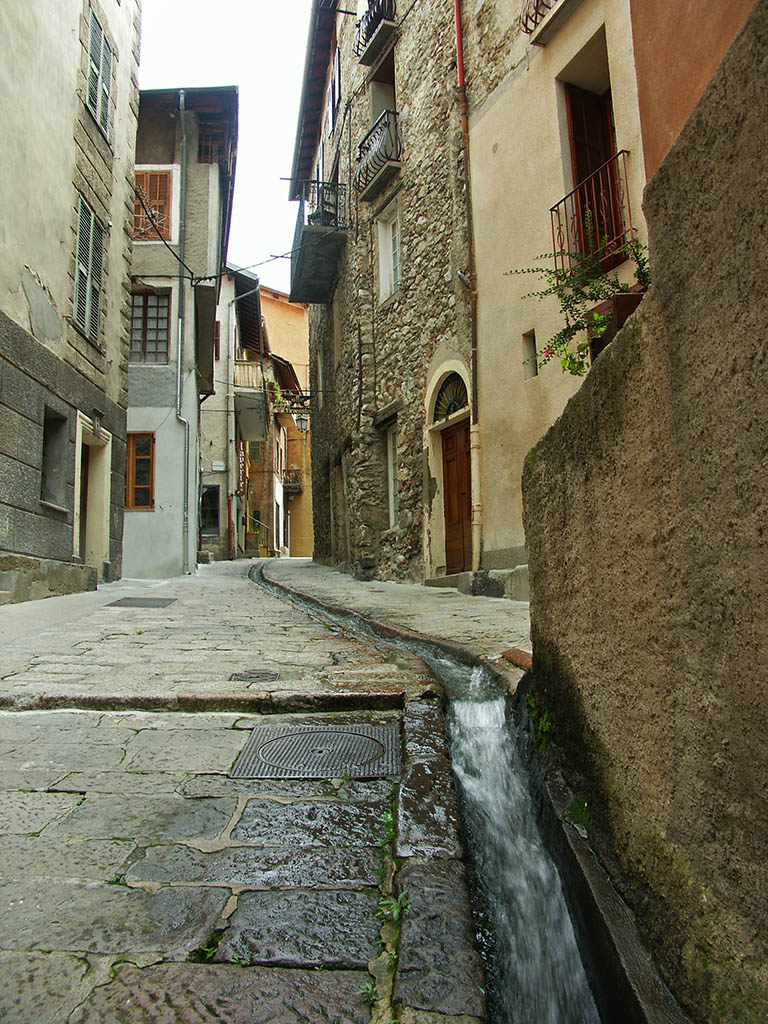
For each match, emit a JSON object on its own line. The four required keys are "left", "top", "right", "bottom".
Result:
{"left": 229, "top": 670, "right": 279, "bottom": 682}
{"left": 231, "top": 724, "right": 400, "bottom": 779}
{"left": 108, "top": 597, "right": 177, "bottom": 608}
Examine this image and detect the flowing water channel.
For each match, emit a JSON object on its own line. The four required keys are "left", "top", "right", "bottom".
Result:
{"left": 258, "top": 574, "right": 602, "bottom": 1023}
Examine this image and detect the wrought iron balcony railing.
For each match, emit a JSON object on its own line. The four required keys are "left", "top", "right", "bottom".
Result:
{"left": 520, "top": 0, "right": 557, "bottom": 34}
{"left": 354, "top": 0, "right": 397, "bottom": 61}
{"left": 354, "top": 110, "right": 402, "bottom": 200}
{"left": 550, "top": 150, "right": 636, "bottom": 273}
{"left": 290, "top": 179, "right": 349, "bottom": 303}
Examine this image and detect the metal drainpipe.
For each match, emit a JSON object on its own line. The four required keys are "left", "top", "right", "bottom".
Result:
{"left": 226, "top": 285, "right": 234, "bottom": 559}
{"left": 176, "top": 90, "right": 191, "bottom": 574}
{"left": 454, "top": 0, "right": 482, "bottom": 571}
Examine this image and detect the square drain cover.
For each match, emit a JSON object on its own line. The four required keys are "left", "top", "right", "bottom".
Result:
{"left": 231, "top": 724, "right": 400, "bottom": 779}
{"left": 108, "top": 597, "right": 176, "bottom": 608}
{"left": 230, "top": 670, "right": 279, "bottom": 682}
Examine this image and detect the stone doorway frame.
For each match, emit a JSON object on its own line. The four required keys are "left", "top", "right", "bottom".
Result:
{"left": 73, "top": 411, "right": 112, "bottom": 579}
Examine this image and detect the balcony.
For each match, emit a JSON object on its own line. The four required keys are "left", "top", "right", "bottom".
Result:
{"left": 233, "top": 360, "right": 268, "bottom": 441}
{"left": 354, "top": 0, "right": 397, "bottom": 66}
{"left": 289, "top": 180, "right": 349, "bottom": 304}
{"left": 354, "top": 110, "right": 402, "bottom": 202}
{"left": 282, "top": 468, "right": 303, "bottom": 495}
{"left": 550, "top": 150, "right": 636, "bottom": 274}
{"left": 520, "top": 0, "right": 584, "bottom": 45}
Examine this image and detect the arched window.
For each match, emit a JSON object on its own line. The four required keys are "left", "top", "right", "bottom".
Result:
{"left": 432, "top": 373, "right": 468, "bottom": 423}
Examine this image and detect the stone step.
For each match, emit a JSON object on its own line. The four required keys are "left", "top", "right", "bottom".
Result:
{"left": 424, "top": 566, "right": 529, "bottom": 601}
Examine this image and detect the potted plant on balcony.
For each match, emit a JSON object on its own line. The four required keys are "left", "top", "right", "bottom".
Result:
{"left": 510, "top": 227, "right": 650, "bottom": 377}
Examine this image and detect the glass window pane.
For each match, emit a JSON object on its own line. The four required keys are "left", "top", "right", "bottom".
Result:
{"left": 135, "top": 436, "right": 151, "bottom": 457}
{"left": 134, "top": 487, "right": 150, "bottom": 506}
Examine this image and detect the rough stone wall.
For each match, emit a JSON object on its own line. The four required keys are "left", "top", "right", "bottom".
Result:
{"left": 308, "top": 0, "right": 474, "bottom": 580}
{"left": 522, "top": 5, "right": 767, "bottom": 1020}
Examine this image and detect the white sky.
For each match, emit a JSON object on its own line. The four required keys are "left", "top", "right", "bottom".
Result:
{"left": 138, "top": 0, "right": 314, "bottom": 293}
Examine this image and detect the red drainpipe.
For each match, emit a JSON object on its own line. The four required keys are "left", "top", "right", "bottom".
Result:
{"left": 227, "top": 495, "right": 234, "bottom": 560}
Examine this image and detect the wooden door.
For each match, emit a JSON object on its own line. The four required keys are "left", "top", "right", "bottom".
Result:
{"left": 442, "top": 421, "right": 472, "bottom": 574}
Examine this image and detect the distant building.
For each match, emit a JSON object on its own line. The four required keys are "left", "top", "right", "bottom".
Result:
{"left": 0, "top": 1, "right": 141, "bottom": 603}
{"left": 199, "top": 270, "right": 313, "bottom": 561}
{"left": 123, "top": 87, "right": 237, "bottom": 578}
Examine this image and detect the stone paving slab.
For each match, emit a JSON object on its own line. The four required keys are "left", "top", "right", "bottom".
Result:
{"left": 0, "top": 768, "right": 66, "bottom": 791}
{"left": 1, "top": 837, "right": 135, "bottom": 882}
{"left": 0, "top": 739, "right": 127, "bottom": 771}
{"left": 49, "top": 794, "right": 235, "bottom": 842}
{"left": 180, "top": 774, "right": 395, "bottom": 802}
{"left": 403, "top": 697, "right": 451, "bottom": 762}
{"left": 216, "top": 889, "right": 381, "bottom": 969}
{"left": 122, "top": 728, "right": 247, "bottom": 774}
{"left": 0, "top": 882, "right": 228, "bottom": 956}
{"left": 50, "top": 770, "right": 187, "bottom": 795}
{"left": 0, "top": 792, "right": 82, "bottom": 835}
{"left": 232, "top": 798, "right": 387, "bottom": 848}
{"left": 0, "top": 952, "right": 108, "bottom": 1024}
{"left": 394, "top": 860, "right": 486, "bottom": 1019}
{"left": 396, "top": 758, "right": 463, "bottom": 860}
{"left": 67, "top": 963, "right": 370, "bottom": 1024}
{"left": 126, "top": 843, "right": 382, "bottom": 889}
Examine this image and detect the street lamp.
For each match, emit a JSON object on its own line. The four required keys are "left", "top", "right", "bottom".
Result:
{"left": 295, "top": 411, "right": 309, "bottom": 432}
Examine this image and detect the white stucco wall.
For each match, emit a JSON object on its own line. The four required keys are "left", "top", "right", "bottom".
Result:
{"left": 469, "top": 0, "right": 647, "bottom": 566}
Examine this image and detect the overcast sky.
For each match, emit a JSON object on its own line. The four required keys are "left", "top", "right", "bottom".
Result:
{"left": 138, "top": 0, "right": 313, "bottom": 293}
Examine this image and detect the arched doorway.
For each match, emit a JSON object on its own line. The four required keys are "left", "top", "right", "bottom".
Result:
{"left": 433, "top": 373, "right": 471, "bottom": 574}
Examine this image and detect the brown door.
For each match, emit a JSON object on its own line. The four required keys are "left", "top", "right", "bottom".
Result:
{"left": 565, "top": 84, "right": 620, "bottom": 262}
{"left": 442, "top": 421, "right": 471, "bottom": 574}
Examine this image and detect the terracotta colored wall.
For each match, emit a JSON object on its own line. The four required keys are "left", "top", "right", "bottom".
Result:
{"left": 630, "top": 0, "right": 754, "bottom": 179}
{"left": 523, "top": 6, "right": 767, "bottom": 1021}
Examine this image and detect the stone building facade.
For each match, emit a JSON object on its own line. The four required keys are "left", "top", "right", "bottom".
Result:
{"left": 291, "top": 0, "right": 475, "bottom": 581}
{"left": 0, "top": 0, "right": 141, "bottom": 603}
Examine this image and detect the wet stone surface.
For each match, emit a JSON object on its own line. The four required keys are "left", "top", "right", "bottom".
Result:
{"left": 0, "top": 792, "right": 83, "bottom": 835}
{"left": 0, "top": 952, "right": 97, "bottom": 1024}
{"left": 216, "top": 889, "right": 381, "bottom": 968}
{"left": 2, "top": 837, "right": 135, "bottom": 882}
{"left": 67, "top": 963, "right": 371, "bottom": 1023}
{"left": 0, "top": 882, "right": 228, "bottom": 956}
{"left": 233, "top": 798, "right": 386, "bottom": 847}
{"left": 402, "top": 698, "right": 451, "bottom": 762}
{"left": 126, "top": 843, "right": 381, "bottom": 889}
{"left": 396, "top": 758, "right": 463, "bottom": 859}
{"left": 394, "top": 859, "right": 487, "bottom": 1019}
{"left": 49, "top": 794, "right": 235, "bottom": 842}
{"left": 181, "top": 773, "right": 395, "bottom": 803}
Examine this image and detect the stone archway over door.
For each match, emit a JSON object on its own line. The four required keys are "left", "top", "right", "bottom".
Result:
{"left": 442, "top": 420, "right": 471, "bottom": 574}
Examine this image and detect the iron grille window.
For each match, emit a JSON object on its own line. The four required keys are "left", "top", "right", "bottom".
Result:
{"left": 130, "top": 292, "right": 170, "bottom": 363}
{"left": 87, "top": 9, "right": 112, "bottom": 135}
{"left": 73, "top": 195, "right": 104, "bottom": 342}
{"left": 125, "top": 433, "right": 155, "bottom": 510}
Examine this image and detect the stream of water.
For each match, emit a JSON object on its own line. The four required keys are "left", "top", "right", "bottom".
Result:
{"left": 257, "top": 573, "right": 602, "bottom": 1022}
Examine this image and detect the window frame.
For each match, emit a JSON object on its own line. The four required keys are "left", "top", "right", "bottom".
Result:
{"left": 377, "top": 201, "right": 401, "bottom": 302}
{"left": 134, "top": 167, "right": 175, "bottom": 242}
{"left": 200, "top": 484, "right": 221, "bottom": 537}
{"left": 87, "top": 8, "right": 112, "bottom": 138}
{"left": 130, "top": 290, "right": 171, "bottom": 364}
{"left": 125, "top": 433, "right": 155, "bottom": 511}
{"left": 73, "top": 195, "right": 105, "bottom": 343}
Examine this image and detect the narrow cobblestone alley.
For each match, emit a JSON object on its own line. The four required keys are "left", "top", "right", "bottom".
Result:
{"left": 0, "top": 559, "right": 529, "bottom": 1023}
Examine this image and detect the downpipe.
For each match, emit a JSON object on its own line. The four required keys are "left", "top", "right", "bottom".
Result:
{"left": 176, "top": 89, "right": 191, "bottom": 574}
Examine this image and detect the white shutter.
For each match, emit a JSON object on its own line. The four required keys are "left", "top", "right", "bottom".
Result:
{"left": 89, "top": 217, "right": 104, "bottom": 339}
{"left": 74, "top": 198, "right": 91, "bottom": 331}
{"left": 88, "top": 11, "right": 102, "bottom": 118}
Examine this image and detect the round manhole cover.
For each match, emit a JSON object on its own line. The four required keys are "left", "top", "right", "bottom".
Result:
{"left": 256, "top": 730, "right": 386, "bottom": 773}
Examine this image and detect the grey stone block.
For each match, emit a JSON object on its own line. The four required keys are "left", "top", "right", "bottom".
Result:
{"left": 0, "top": 361, "right": 42, "bottom": 422}
{"left": 233, "top": 798, "right": 385, "bottom": 848}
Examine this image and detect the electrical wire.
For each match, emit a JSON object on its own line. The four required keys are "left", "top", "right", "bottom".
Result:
{"left": 133, "top": 186, "right": 197, "bottom": 281}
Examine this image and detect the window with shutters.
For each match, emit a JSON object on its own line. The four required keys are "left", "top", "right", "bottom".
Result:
{"left": 130, "top": 291, "right": 170, "bottom": 363}
{"left": 376, "top": 199, "right": 401, "bottom": 302}
{"left": 87, "top": 8, "right": 112, "bottom": 137}
{"left": 326, "top": 45, "right": 341, "bottom": 136}
{"left": 134, "top": 169, "right": 173, "bottom": 241}
{"left": 125, "top": 433, "right": 155, "bottom": 510}
{"left": 73, "top": 195, "right": 105, "bottom": 343}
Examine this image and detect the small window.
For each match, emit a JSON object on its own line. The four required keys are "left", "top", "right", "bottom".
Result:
{"left": 523, "top": 330, "right": 538, "bottom": 379}
{"left": 326, "top": 46, "right": 342, "bottom": 135}
{"left": 87, "top": 9, "right": 112, "bottom": 136}
{"left": 41, "top": 408, "right": 69, "bottom": 508}
{"left": 386, "top": 423, "right": 398, "bottom": 528}
{"left": 125, "top": 433, "right": 154, "bottom": 510}
{"left": 250, "top": 441, "right": 264, "bottom": 463}
{"left": 73, "top": 196, "right": 104, "bottom": 342}
{"left": 134, "top": 170, "right": 172, "bottom": 240}
{"left": 201, "top": 484, "right": 220, "bottom": 536}
{"left": 130, "top": 292, "right": 170, "bottom": 363}
{"left": 377, "top": 201, "right": 401, "bottom": 302}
